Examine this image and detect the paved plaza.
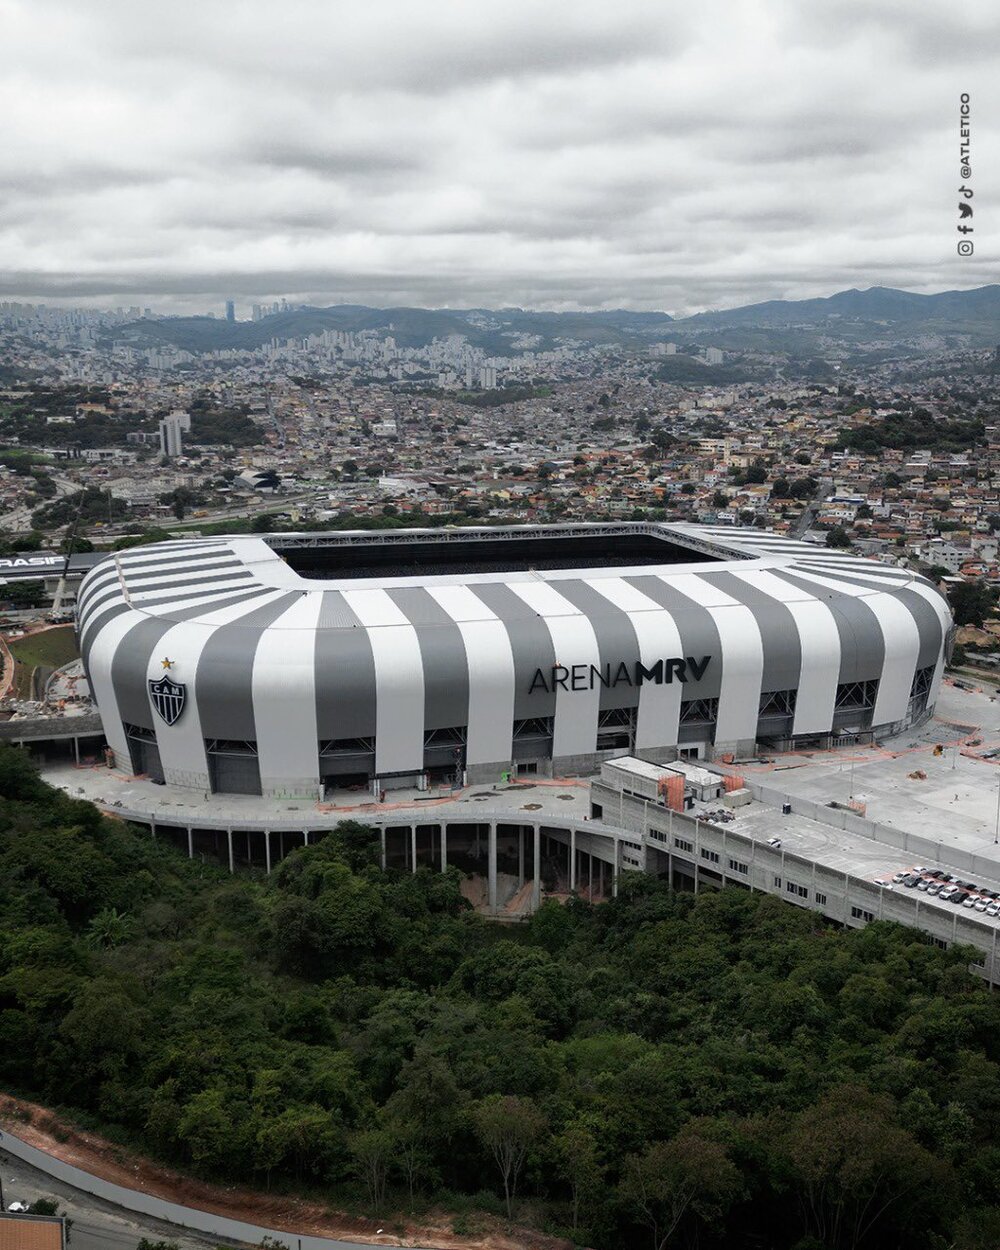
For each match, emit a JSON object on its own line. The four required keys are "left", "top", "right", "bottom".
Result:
{"left": 742, "top": 678, "right": 1000, "bottom": 861}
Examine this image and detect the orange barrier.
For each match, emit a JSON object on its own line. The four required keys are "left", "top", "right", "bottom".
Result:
{"left": 723, "top": 773, "right": 745, "bottom": 792}
{"left": 657, "top": 773, "right": 686, "bottom": 811}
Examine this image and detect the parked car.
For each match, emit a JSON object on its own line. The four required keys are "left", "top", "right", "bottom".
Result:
{"left": 873, "top": 878, "right": 894, "bottom": 889}
{"left": 766, "top": 837, "right": 782, "bottom": 848}
{"left": 975, "top": 897, "right": 991, "bottom": 912}
{"left": 938, "top": 884, "right": 956, "bottom": 899}
{"left": 892, "top": 871, "right": 909, "bottom": 883}
{"left": 951, "top": 891, "right": 970, "bottom": 904}
{"left": 962, "top": 894, "right": 980, "bottom": 908}
{"left": 986, "top": 902, "right": 1000, "bottom": 917}
{"left": 902, "top": 875, "right": 921, "bottom": 887}
{"left": 917, "top": 878, "right": 932, "bottom": 891}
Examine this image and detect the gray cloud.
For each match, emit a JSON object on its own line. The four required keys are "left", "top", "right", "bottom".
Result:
{"left": 1, "top": 0, "right": 996, "bottom": 315}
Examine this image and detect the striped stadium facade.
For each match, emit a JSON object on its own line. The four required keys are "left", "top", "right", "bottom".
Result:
{"left": 76, "top": 524, "right": 954, "bottom": 798}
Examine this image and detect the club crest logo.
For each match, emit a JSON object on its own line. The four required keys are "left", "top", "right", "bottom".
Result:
{"left": 149, "top": 675, "right": 186, "bottom": 726}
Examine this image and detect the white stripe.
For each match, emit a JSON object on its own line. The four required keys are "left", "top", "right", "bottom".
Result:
{"left": 426, "top": 586, "right": 515, "bottom": 767}
{"left": 252, "top": 593, "right": 324, "bottom": 797}
{"left": 586, "top": 577, "right": 684, "bottom": 750}
{"left": 507, "top": 580, "right": 601, "bottom": 759}
{"left": 779, "top": 567, "right": 921, "bottom": 725}
{"left": 729, "top": 569, "right": 842, "bottom": 736}
{"left": 342, "top": 588, "right": 424, "bottom": 775}
{"left": 86, "top": 611, "right": 145, "bottom": 769}
{"left": 662, "top": 574, "right": 764, "bottom": 745}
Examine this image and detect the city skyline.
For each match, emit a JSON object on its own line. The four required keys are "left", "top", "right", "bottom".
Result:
{"left": 2, "top": 0, "right": 997, "bottom": 315}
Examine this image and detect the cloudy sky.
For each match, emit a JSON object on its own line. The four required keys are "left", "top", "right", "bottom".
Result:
{"left": 2, "top": 0, "right": 997, "bottom": 315}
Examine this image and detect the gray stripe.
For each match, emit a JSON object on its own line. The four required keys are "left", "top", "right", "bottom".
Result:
{"left": 110, "top": 616, "right": 178, "bottom": 730}
{"left": 79, "top": 603, "right": 134, "bottom": 659}
{"left": 79, "top": 603, "right": 133, "bottom": 684}
{"left": 122, "top": 561, "right": 244, "bottom": 585}
{"left": 126, "top": 570, "right": 254, "bottom": 597}
{"left": 196, "top": 593, "right": 300, "bottom": 741}
{"left": 314, "top": 592, "right": 377, "bottom": 740}
{"left": 554, "top": 580, "right": 641, "bottom": 710}
{"left": 625, "top": 576, "right": 724, "bottom": 700}
{"left": 77, "top": 567, "right": 121, "bottom": 616}
{"left": 386, "top": 588, "right": 469, "bottom": 730}
{"left": 769, "top": 570, "right": 885, "bottom": 683}
{"left": 120, "top": 545, "right": 236, "bottom": 563}
{"left": 699, "top": 572, "right": 802, "bottom": 693}
{"left": 121, "top": 581, "right": 262, "bottom": 614}
{"left": 472, "top": 582, "right": 557, "bottom": 719}
{"left": 787, "top": 567, "right": 946, "bottom": 669}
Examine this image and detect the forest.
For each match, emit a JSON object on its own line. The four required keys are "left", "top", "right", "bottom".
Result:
{"left": 3, "top": 743, "right": 1000, "bottom": 1250}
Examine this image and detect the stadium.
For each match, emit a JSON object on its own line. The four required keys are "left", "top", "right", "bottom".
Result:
{"left": 76, "top": 523, "right": 954, "bottom": 798}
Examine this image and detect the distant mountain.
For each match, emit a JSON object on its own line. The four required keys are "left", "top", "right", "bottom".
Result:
{"left": 108, "top": 305, "right": 675, "bottom": 355}
{"left": 108, "top": 285, "right": 1000, "bottom": 356}
{"left": 671, "top": 285, "right": 1000, "bottom": 338}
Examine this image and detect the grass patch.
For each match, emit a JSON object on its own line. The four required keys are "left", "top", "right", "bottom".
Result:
{"left": 6, "top": 625, "right": 79, "bottom": 699}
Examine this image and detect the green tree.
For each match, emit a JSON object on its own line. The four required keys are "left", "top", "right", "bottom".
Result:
{"left": 620, "top": 1124, "right": 741, "bottom": 1250}
{"left": 554, "top": 1121, "right": 602, "bottom": 1231}
{"left": 471, "top": 1094, "right": 547, "bottom": 1218}
{"left": 948, "top": 579, "right": 998, "bottom": 627}
{"left": 350, "top": 1127, "right": 394, "bottom": 1214}
{"left": 826, "top": 525, "right": 851, "bottom": 549}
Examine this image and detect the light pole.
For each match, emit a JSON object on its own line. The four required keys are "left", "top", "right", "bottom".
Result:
{"left": 994, "top": 774, "right": 999, "bottom": 845}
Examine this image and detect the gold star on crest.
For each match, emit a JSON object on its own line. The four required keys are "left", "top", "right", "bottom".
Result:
{"left": 161, "top": 657, "right": 174, "bottom": 670}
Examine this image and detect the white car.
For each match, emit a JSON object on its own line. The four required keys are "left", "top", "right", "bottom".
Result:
{"left": 767, "top": 837, "right": 782, "bottom": 848}
{"left": 963, "top": 895, "right": 981, "bottom": 909}
{"left": 986, "top": 902, "right": 1000, "bottom": 917}
{"left": 892, "top": 871, "right": 909, "bottom": 883}
{"left": 873, "top": 878, "right": 894, "bottom": 889}
{"left": 5, "top": 1202, "right": 28, "bottom": 1214}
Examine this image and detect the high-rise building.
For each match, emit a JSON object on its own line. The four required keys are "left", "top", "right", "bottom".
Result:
{"left": 225, "top": 300, "right": 235, "bottom": 323}
{"left": 158, "top": 409, "right": 191, "bottom": 459}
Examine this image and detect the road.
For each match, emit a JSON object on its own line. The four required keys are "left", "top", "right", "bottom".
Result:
{"left": 0, "top": 475, "right": 78, "bottom": 533}
{"left": 1, "top": 1147, "right": 225, "bottom": 1249}
{"left": 0, "top": 1133, "right": 432, "bottom": 1250}
{"left": 790, "top": 475, "right": 831, "bottom": 538}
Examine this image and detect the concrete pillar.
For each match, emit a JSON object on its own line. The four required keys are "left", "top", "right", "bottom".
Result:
{"left": 227, "top": 829, "right": 234, "bottom": 874}
{"left": 570, "top": 828, "right": 577, "bottom": 892}
{"left": 303, "top": 829, "right": 310, "bottom": 846}
{"left": 187, "top": 827, "right": 194, "bottom": 859}
{"left": 588, "top": 850, "right": 593, "bottom": 898}
{"left": 73, "top": 737, "right": 80, "bottom": 766}
{"left": 150, "top": 815, "right": 157, "bottom": 840}
{"left": 488, "top": 822, "right": 497, "bottom": 914}
{"left": 410, "top": 826, "right": 418, "bottom": 874}
{"left": 518, "top": 827, "right": 525, "bottom": 886}
{"left": 441, "top": 824, "right": 448, "bottom": 872}
{"left": 380, "top": 827, "right": 387, "bottom": 870}
{"left": 613, "top": 837, "right": 620, "bottom": 898}
{"left": 265, "top": 830, "right": 272, "bottom": 875}
{"left": 532, "top": 825, "right": 541, "bottom": 910}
